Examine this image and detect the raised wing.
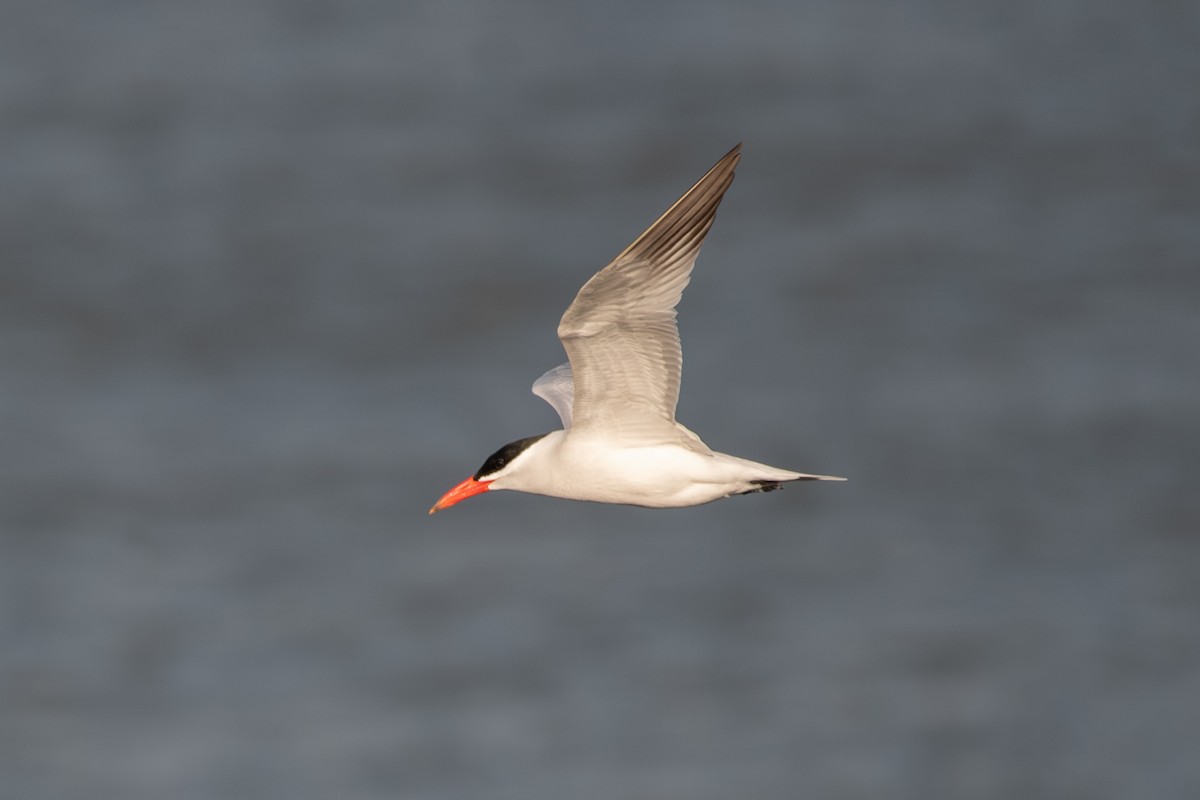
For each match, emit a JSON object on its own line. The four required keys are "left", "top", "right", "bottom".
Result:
{"left": 557, "top": 144, "right": 741, "bottom": 443}
{"left": 531, "top": 362, "right": 575, "bottom": 428}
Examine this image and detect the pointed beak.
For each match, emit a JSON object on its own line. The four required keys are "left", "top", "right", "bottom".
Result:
{"left": 428, "top": 476, "right": 492, "bottom": 515}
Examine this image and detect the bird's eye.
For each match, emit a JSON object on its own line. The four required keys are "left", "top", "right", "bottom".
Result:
{"left": 473, "top": 434, "right": 548, "bottom": 480}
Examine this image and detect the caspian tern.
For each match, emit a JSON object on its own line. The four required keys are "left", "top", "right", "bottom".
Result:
{"left": 429, "top": 144, "right": 844, "bottom": 514}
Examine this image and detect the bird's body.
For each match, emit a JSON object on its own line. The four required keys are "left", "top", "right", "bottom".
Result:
{"left": 430, "top": 144, "right": 844, "bottom": 514}
{"left": 484, "top": 430, "right": 816, "bottom": 509}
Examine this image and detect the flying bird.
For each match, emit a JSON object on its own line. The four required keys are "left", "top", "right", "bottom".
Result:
{"left": 430, "top": 144, "right": 844, "bottom": 513}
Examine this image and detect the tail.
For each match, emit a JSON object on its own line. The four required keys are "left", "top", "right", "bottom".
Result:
{"left": 730, "top": 456, "right": 846, "bottom": 484}
{"left": 737, "top": 472, "right": 845, "bottom": 495}
{"left": 782, "top": 471, "right": 846, "bottom": 482}
{"left": 720, "top": 454, "right": 846, "bottom": 495}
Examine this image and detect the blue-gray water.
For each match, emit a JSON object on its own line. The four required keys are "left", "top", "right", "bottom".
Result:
{"left": 4, "top": 2, "right": 1199, "bottom": 798}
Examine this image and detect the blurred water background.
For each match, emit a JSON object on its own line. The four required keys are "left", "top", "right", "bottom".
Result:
{"left": 3, "top": 2, "right": 1199, "bottom": 798}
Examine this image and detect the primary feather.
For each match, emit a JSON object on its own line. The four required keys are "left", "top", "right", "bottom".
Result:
{"left": 553, "top": 144, "right": 741, "bottom": 446}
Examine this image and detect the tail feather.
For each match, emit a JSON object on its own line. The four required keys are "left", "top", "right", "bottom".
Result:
{"left": 787, "top": 472, "right": 847, "bottom": 482}
{"left": 719, "top": 453, "right": 846, "bottom": 495}
{"left": 736, "top": 473, "right": 845, "bottom": 496}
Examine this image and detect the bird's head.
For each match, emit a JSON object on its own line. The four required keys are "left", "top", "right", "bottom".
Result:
{"left": 428, "top": 434, "right": 549, "bottom": 514}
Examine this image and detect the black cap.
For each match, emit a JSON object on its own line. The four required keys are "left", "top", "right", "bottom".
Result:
{"left": 474, "top": 434, "right": 548, "bottom": 480}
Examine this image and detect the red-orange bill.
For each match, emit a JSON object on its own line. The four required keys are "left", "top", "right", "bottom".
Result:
{"left": 428, "top": 477, "right": 492, "bottom": 515}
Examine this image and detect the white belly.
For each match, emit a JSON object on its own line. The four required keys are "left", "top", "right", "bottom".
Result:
{"left": 484, "top": 428, "right": 814, "bottom": 509}
{"left": 500, "top": 432, "right": 790, "bottom": 508}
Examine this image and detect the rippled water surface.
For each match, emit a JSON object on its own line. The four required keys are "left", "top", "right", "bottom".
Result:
{"left": 4, "top": 2, "right": 1199, "bottom": 798}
